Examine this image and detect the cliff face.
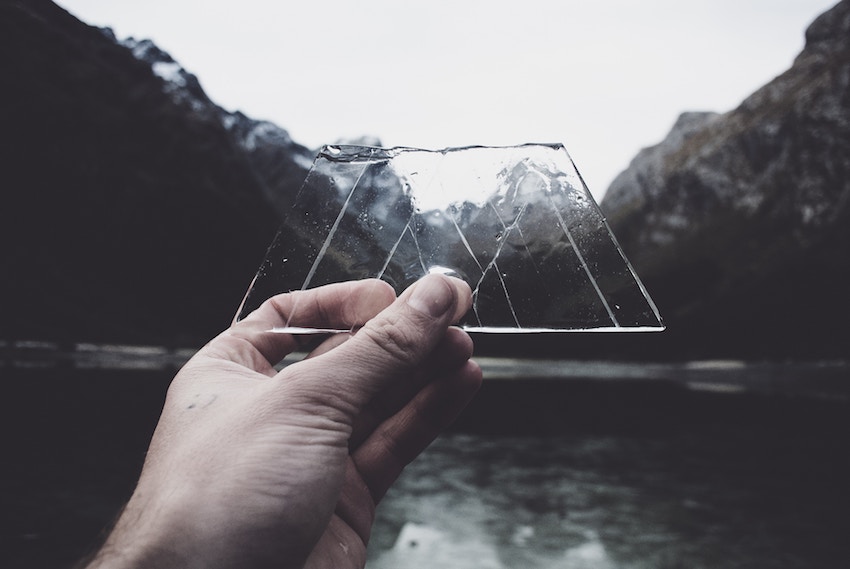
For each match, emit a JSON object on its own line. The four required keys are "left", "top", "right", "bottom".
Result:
{"left": 601, "top": 0, "right": 850, "bottom": 359}
{"left": 0, "top": 0, "right": 312, "bottom": 345}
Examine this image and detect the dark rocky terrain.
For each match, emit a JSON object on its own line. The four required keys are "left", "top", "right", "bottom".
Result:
{"left": 599, "top": 0, "right": 850, "bottom": 360}
{"left": 1, "top": 0, "right": 312, "bottom": 346}
{"left": 2, "top": 0, "right": 848, "bottom": 359}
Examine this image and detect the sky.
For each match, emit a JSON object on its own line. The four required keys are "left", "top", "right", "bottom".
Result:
{"left": 55, "top": 0, "right": 838, "bottom": 200}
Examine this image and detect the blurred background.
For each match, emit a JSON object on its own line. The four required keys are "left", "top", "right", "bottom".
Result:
{"left": 2, "top": 1, "right": 848, "bottom": 567}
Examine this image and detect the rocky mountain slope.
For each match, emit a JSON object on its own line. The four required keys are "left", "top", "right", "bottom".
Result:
{"left": 2, "top": 0, "right": 847, "bottom": 359}
{"left": 1, "top": 0, "right": 312, "bottom": 345}
{"left": 600, "top": 0, "right": 850, "bottom": 359}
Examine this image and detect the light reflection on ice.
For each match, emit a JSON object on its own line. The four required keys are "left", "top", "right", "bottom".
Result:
{"left": 235, "top": 143, "right": 663, "bottom": 332}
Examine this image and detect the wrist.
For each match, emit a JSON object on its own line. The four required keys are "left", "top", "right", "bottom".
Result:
{"left": 84, "top": 488, "right": 307, "bottom": 569}
{"left": 83, "top": 490, "right": 199, "bottom": 569}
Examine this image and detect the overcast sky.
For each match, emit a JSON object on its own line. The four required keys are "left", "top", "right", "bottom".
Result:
{"left": 55, "top": 0, "right": 837, "bottom": 200}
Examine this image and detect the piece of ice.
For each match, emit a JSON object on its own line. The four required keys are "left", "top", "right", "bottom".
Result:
{"left": 235, "top": 144, "right": 663, "bottom": 333}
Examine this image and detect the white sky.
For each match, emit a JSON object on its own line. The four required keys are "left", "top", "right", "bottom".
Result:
{"left": 55, "top": 0, "right": 838, "bottom": 200}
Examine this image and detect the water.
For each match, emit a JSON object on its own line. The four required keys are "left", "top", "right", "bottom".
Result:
{"left": 365, "top": 360, "right": 850, "bottom": 568}
{"left": 368, "top": 431, "right": 848, "bottom": 568}
{"left": 1, "top": 352, "right": 848, "bottom": 568}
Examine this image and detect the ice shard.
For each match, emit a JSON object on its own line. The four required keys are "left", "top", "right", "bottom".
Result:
{"left": 235, "top": 144, "right": 663, "bottom": 332}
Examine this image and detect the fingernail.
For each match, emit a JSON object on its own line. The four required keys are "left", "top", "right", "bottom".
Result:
{"left": 407, "top": 275, "right": 454, "bottom": 318}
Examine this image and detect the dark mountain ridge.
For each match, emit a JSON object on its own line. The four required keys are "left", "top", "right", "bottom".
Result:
{"left": 1, "top": 0, "right": 311, "bottom": 346}
{"left": 599, "top": 0, "right": 850, "bottom": 360}
{"left": 2, "top": 0, "right": 848, "bottom": 360}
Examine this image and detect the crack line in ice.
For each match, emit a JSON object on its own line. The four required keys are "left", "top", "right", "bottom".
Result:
{"left": 602, "top": 214, "right": 664, "bottom": 327}
{"left": 379, "top": 151, "right": 448, "bottom": 281}
{"left": 407, "top": 219, "right": 428, "bottom": 275}
{"left": 448, "top": 206, "right": 484, "bottom": 273}
{"left": 376, "top": 212, "right": 415, "bottom": 280}
{"left": 301, "top": 163, "right": 369, "bottom": 290}
{"left": 286, "top": 162, "right": 369, "bottom": 328}
{"left": 447, "top": 203, "right": 485, "bottom": 325}
{"left": 469, "top": 201, "right": 527, "bottom": 328}
{"left": 488, "top": 201, "right": 528, "bottom": 325}
{"left": 549, "top": 196, "right": 620, "bottom": 327}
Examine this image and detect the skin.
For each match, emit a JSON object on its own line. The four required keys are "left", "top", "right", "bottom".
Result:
{"left": 83, "top": 274, "right": 482, "bottom": 569}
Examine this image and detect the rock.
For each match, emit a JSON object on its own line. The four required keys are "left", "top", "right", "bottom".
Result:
{"left": 115, "top": 33, "right": 315, "bottom": 216}
{"left": 370, "top": 522, "right": 503, "bottom": 569}
{"left": 600, "top": 0, "right": 850, "bottom": 359}
{"left": 4, "top": 0, "right": 847, "bottom": 359}
{"left": 0, "top": 0, "right": 312, "bottom": 345}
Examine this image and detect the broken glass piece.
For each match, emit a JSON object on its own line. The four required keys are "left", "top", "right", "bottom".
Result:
{"left": 235, "top": 144, "right": 663, "bottom": 332}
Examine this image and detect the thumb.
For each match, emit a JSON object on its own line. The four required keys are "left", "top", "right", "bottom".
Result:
{"left": 288, "top": 274, "right": 472, "bottom": 411}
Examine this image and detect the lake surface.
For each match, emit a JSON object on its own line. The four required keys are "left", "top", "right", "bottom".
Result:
{"left": 1, "top": 349, "right": 848, "bottom": 568}
{"left": 369, "top": 430, "right": 848, "bottom": 569}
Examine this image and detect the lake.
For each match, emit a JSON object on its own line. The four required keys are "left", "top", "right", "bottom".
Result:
{"left": 1, "top": 346, "right": 847, "bottom": 568}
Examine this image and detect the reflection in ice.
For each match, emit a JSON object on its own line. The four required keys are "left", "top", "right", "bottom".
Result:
{"left": 236, "top": 144, "right": 663, "bottom": 332}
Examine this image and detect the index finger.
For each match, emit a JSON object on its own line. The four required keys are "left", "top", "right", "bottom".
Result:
{"left": 218, "top": 279, "right": 397, "bottom": 369}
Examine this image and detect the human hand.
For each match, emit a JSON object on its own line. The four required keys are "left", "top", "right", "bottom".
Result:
{"left": 84, "top": 274, "right": 481, "bottom": 569}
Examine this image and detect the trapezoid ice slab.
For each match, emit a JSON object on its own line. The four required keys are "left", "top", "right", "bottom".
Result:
{"left": 235, "top": 143, "right": 663, "bottom": 333}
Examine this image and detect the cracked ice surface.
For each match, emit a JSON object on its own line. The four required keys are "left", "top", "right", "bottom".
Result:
{"left": 236, "top": 144, "right": 663, "bottom": 332}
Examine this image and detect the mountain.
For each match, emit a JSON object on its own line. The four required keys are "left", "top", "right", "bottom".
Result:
{"left": 599, "top": 0, "right": 850, "bottom": 359}
{"left": 1, "top": 0, "right": 313, "bottom": 345}
{"left": 2, "top": 0, "right": 848, "bottom": 360}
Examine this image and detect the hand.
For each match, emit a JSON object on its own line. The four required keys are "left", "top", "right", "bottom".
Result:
{"left": 84, "top": 274, "right": 482, "bottom": 569}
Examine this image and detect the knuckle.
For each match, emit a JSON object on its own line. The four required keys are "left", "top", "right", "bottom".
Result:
{"left": 361, "top": 317, "right": 423, "bottom": 367}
